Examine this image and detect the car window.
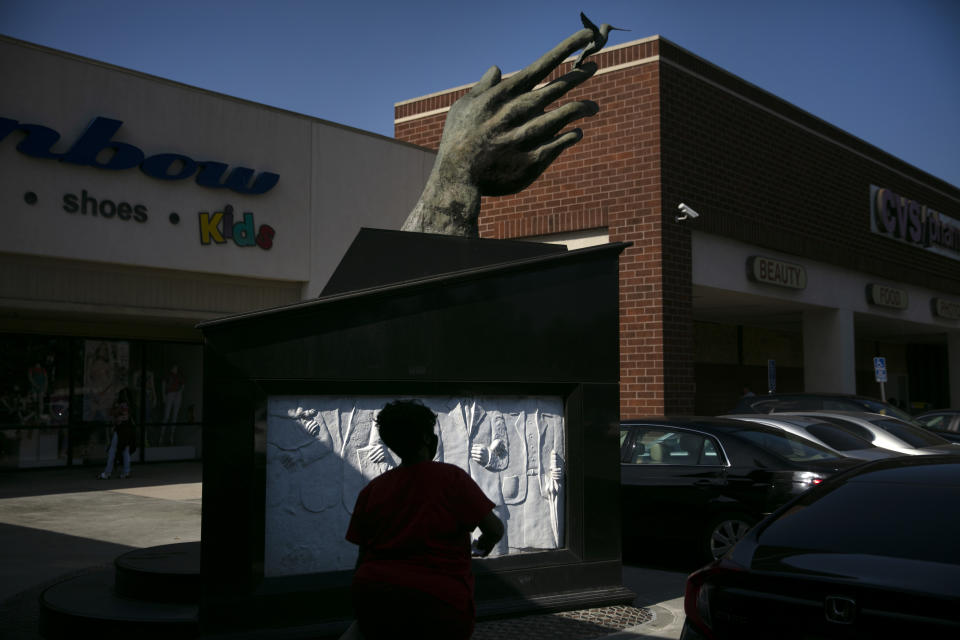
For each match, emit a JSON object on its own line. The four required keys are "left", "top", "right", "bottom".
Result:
{"left": 622, "top": 427, "right": 724, "bottom": 465}
{"left": 822, "top": 398, "right": 857, "bottom": 411}
{"left": 916, "top": 414, "right": 949, "bottom": 430}
{"left": 854, "top": 398, "right": 916, "bottom": 422}
{"left": 813, "top": 417, "right": 874, "bottom": 442}
{"left": 805, "top": 423, "right": 876, "bottom": 451}
{"left": 744, "top": 396, "right": 812, "bottom": 413}
{"left": 735, "top": 429, "right": 839, "bottom": 462}
{"left": 784, "top": 396, "right": 821, "bottom": 410}
{"left": 871, "top": 418, "right": 950, "bottom": 447}
{"left": 703, "top": 438, "right": 723, "bottom": 464}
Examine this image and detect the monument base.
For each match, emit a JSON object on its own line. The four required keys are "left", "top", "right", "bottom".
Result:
{"left": 39, "top": 543, "right": 199, "bottom": 639}
{"left": 145, "top": 445, "right": 197, "bottom": 462}
{"left": 198, "top": 231, "right": 631, "bottom": 636}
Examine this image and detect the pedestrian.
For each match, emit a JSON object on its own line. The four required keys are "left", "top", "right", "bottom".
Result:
{"left": 345, "top": 400, "right": 504, "bottom": 640}
{"left": 98, "top": 388, "right": 137, "bottom": 479}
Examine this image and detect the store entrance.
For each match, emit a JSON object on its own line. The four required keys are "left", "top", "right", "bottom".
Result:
{"left": 693, "top": 322, "right": 804, "bottom": 415}
{"left": 907, "top": 343, "right": 949, "bottom": 412}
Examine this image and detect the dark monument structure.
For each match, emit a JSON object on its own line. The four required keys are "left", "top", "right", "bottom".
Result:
{"left": 198, "top": 229, "right": 629, "bottom": 637}
{"left": 38, "top": 16, "right": 633, "bottom": 639}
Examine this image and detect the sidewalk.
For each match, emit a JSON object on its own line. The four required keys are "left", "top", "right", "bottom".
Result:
{"left": 612, "top": 566, "right": 687, "bottom": 638}
{"left": 0, "top": 461, "right": 686, "bottom": 639}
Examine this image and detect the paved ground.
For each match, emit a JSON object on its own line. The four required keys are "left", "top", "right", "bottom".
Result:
{"left": 0, "top": 461, "right": 687, "bottom": 639}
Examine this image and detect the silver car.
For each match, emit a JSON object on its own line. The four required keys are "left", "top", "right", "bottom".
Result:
{"left": 723, "top": 414, "right": 901, "bottom": 461}
{"left": 774, "top": 411, "right": 960, "bottom": 456}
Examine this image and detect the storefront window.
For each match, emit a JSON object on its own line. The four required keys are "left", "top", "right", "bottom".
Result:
{"left": 80, "top": 339, "right": 131, "bottom": 422}
{"left": 143, "top": 342, "right": 203, "bottom": 461}
{"left": 0, "top": 336, "right": 72, "bottom": 468}
{"left": 0, "top": 334, "right": 202, "bottom": 470}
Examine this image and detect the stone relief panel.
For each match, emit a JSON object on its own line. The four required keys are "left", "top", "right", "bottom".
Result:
{"left": 264, "top": 395, "right": 565, "bottom": 576}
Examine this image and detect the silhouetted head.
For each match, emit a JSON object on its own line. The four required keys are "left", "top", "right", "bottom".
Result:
{"left": 376, "top": 400, "right": 438, "bottom": 462}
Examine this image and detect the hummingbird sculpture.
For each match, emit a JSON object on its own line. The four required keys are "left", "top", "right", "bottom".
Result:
{"left": 574, "top": 12, "right": 630, "bottom": 68}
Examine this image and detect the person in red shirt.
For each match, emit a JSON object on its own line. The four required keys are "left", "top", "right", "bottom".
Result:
{"left": 346, "top": 400, "right": 504, "bottom": 640}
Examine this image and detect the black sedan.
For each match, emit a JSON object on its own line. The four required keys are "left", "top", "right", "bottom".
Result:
{"left": 681, "top": 455, "right": 960, "bottom": 639}
{"left": 914, "top": 409, "right": 960, "bottom": 443}
{"left": 620, "top": 418, "right": 860, "bottom": 562}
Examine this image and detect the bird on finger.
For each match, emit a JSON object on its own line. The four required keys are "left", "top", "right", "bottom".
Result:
{"left": 574, "top": 12, "right": 630, "bottom": 68}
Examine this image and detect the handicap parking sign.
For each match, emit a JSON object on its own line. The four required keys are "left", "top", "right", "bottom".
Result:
{"left": 873, "top": 357, "right": 887, "bottom": 383}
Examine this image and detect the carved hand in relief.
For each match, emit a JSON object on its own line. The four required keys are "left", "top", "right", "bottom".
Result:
{"left": 364, "top": 442, "right": 389, "bottom": 464}
{"left": 472, "top": 439, "right": 509, "bottom": 470}
{"left": 547, "top": 451, "right": 563, "bottom": 495}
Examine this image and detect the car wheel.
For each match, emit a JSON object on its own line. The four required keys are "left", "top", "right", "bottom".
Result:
{"left": 704, "top": 513, "right": 756, "bottom": 560}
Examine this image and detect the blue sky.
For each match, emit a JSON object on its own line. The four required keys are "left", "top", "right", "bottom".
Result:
{"left": 2, "top": 1, "right": 958, "bottom": 187}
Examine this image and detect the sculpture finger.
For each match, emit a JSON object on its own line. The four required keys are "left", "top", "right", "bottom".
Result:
{"left": 478, "top": 128, "right": 585, "bottom": 196}
{"left": 500, "top": 28, "right": 594, "bottom": 96}
{"left": 468, "top": 65, "right": 502, "bottom": 96}
{"left": 526, "top": 62, "right": 597, "bottom": 112}
{"left": 507, "top": 100, "right": 598, "bottom": 148}
{"left": 529, "top": 129, "right": 584, "bottom": 168}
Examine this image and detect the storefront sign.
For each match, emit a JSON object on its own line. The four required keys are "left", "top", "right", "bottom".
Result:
{"left": 866, "top": 284, "right": 908, "bottom": 310}
{"left": 0, "top": 115, "right": 279, "bottom": 195}
{"left": 62, "top": 189, "right": 149, "bottom": 223}
{"left": 870, "top": 185, "right": 960, "bottom": 261}
{"left": 747, "top": 256, "right": 806, "bottom": 289}
{"left": 199, "top": 205, "right": 275, "bottom": 249}
{"left": 933, "top": 298, "right": 960, "bottom": 320}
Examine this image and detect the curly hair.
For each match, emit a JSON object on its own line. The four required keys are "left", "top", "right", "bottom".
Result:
{"left": 375, "top": 400, "right": 437, "bottom": 460}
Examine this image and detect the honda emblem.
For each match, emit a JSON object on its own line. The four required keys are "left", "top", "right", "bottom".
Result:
{"left": 824, "top": 596, "right": 856, "bottom": 624}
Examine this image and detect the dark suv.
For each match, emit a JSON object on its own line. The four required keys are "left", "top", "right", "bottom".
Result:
{"left": 731, "top": 393, "right": 916, "bottom": 423}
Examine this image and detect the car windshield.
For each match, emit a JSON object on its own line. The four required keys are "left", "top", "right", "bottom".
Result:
{"left": 869, "top": 417, "right": 951, "bottom": 447}
{"left": 741, "top": 396, "right": 810, "bottom": 413}
{"left": 854, "top": 398, "right": 916, "bottom": 423}
{"left": 735, "top": 428, "right": 839, "bottom": 462}
{"left": 757, "top": 472, "right": 960, "bottom": 564}
{"left": 804, "top": 422, "right": 876, "bottom": 451}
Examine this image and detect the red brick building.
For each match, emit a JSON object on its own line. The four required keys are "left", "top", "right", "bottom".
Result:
{"left": 395, "top": 36, "right": 960, "bottom": 418}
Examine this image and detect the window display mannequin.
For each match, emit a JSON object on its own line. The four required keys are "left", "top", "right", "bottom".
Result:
{"left": 132, "top": 368, "right": 158, "bottom": 423}
{"left": 161, "top": 365, "right": 184, "bottom": 445}
{"left": 27, "top": 361, "right": 48, "bottom": 423}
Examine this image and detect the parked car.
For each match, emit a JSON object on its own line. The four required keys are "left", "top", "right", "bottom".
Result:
{"left": 722, "top": 414, "right": 901, "bottom": 461}
{"left": 776, "top": 411, "right": 960, "bottom": 456}
{"left": 620, "top": 418, "right": 860, "bottom": 561}
{"left": 681, "top": 455, "right": 960, "bottom": 639}
{"left": 731, "top": 392, "right": 917, "bottom": 423}
{"left": 914, "top": 409, "right": 960, "bottom": 443}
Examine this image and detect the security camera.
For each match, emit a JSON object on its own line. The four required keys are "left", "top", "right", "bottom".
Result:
{"left": 676, "top": 203, "right": 700, "bottom": 221}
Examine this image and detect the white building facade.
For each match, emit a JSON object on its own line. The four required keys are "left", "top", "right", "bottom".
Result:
{"left": 0, "top": 36, "right": 434, "bottom": 469}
